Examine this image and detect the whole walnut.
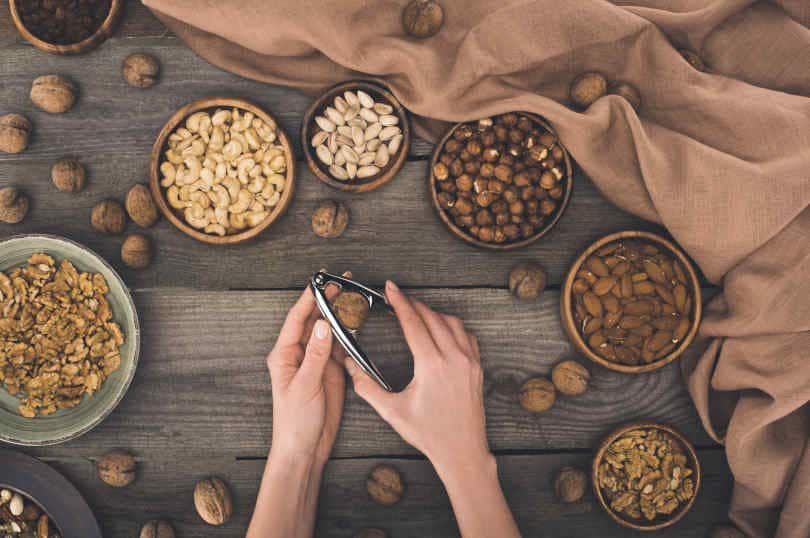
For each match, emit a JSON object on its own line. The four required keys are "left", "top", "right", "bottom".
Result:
{"left": 91, "top": 200, "right": 126, "bottom": 234}
{"left": 402, "top": 0, "right": 444, "bottom": 39}
{"left": 97, "top": 449, "right": 137, "bottom": 487}
{"left": 121, "top": 234, "right": 153, "bottom": 269}
{"left": 51, "top": 158, "right": 86, "bottom": 192}
{"left": 0, "top": 187, "right": 30, "bottom": 224}
{"left": 367, "top": 464, "right": 405, "bottom": 506}
{"left": 569, "top": 72, "right": 607, "bottom": 109}
{"left": 508, "top": 262, "right": 547, "bottom": 300}
{"left": 332, "top": 291, "right": 370, "bottom": 331}
{"left": 608, "top": 81, "right": 641, "bottom": 112}
{"left": 0, "top": 113, "right": 32, "bottom": 154}
{"left": 125, "top": 183, "right": 159, "bottom": 227}
{"left": 519, "top": 377, "right": 556, "bottom": 413}
{"left": 194, "top": 477, "right": 233, "bottom": 526}
{"left": 122, "top": 53, "right": 160, "bottom": 88}
{"left": 551, "top": 360, "right": 590, "bottom": 396}
{"left": 710, "top": 526, "right": 745, "bottom": 538}
{"left": 30, "top": 75, "right": 77, "bottom": 114}
{"left": 354, "top": 529, "right": 388, "bottom": 538}
{"left": 554, "top": 466, "right": 587, "bottom": 503}
{"left": 140, "top": 520, "right": 175, "bottom": 538}
{"left": 312, "top": 200, "right": 349, "bottom": 238}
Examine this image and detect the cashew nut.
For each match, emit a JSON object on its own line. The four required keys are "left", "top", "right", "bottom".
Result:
{"left": 205, "top": 223, "right": 226, "bottom": 236}
{"left": 266, "top": 173, "right": 285, "bottom": 192}
{"left": 166, "top": 185, "right": 185, "bottom": 209}
{"left": 248, "top": 175, "right": 265, "bottom": 194}
{"left": 184, "top": 206, "right": 208, "bottom": 229}
{"left": 228, "top": 189, "right": 252, "bottom": 213}
{"left": 245, "top": 211, "right": 269, "bottom": 227}
{"left": 212, "top": 109, "right": 230, "bottom": 126}
{"left": 237, "top": 158, "right": 256, "bottom": 183}
{"left": 184, "top": 157, "right": 202, "bottom": 183}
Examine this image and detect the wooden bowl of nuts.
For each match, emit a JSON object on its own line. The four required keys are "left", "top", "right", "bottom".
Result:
{"left": 593, "top": 422, "right": 701, "bottom": 531}
{"left": 9, "top": 0, "right": 123, "bottom": 55}
{"left": 561, "top": 231, "right": 702, "bottom": 374}
{"left": 429, "top": 113, "right": 572, "bottom": 249}
{"left": 301, "top": 80, "right": 411, "bottom": 192}
{"left": 149, "top": 97, "right": 296, "bottom": 245}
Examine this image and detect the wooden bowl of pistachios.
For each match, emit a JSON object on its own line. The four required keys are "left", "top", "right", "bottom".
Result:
{"left": 301, "top": 80, "right": 411, "bottom": 193}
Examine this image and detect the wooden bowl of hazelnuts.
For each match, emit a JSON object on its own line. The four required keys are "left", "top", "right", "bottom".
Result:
{"left": 429, "top": 112, "right": 573, "bottom": 250}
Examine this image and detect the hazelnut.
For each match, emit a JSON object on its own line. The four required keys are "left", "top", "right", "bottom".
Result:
{"left": 51, "top": 158, "right": 86, "bottom": 192}
{"left": 0, "top": 113, "right": 32, "bottom": 154}
{"left": 508, "top": 262, "right": 547, "bottom": 300}
{"left": 91, "top": 200, "right": 126, "bottom": 234}
{"left": 608, "top": 81, "right": 642, "bottom": 112}
{"left": 680, "top": 49, "right": 707, "bottom": 72}
{"left": 0, "top": 187, "right": 30, "bottom": 224}
{"left": 97, "top": 449, "right": 136, "bottom": 487}
{"left": 332, "top": 291, "right": 370, "bottom": 331}
{"left": 121, "top": 233, "right": 153, "bottom": 269}
{"left": 125, "top": 184, "right": 159, "bottom": 228}
{"left": 402, "top": 0, "right": 444, "bottom": 39}
{"left": 569, "top": 72, "right": 607, "bottom": 109}
{"left": 354, "top": 529, "right": 388, "bottom": 538}
{"left": 710, "top": 526, "right": 745, "bottom": 538}
{"left": 140, "top": 520, "right": 175, "bottom": 538}
{"left": 367, "top": 464, "right": 405, "bottom": 506}
{"left": 551, "top": 360, "right": 590, "bottom": 396}
{"left": 30, "top": 75, "right": 77, "bottom": 114}
{"left": 122, "top": 53, "right": 160, "bottom": 88}
{"left": 311, "top": 199, "right": 349, "bottom": 238}
{"left": 519, "top": 377, "right": 556, "bottom": 413}
{"left": 554, "top": 466, "right": 587, "bottom": 503}
{"left": 194, "top": 477, "right": 233, "bottom": 526}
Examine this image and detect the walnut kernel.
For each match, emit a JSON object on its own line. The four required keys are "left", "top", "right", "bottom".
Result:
{"left": 554, "top": 466, "right": 587, "bottom": 503}
{"left": 569, "top": 72, "right": 607, "bottom": 109}
{"left": 0, "top": 187, "right": 30, "bottom": 224}
{"left": 194, "top": 477, "right": 233, "bottom": 526}
{"left": 97, "top": 450, "right": 136, "bottom": 487}
{"left": 508, "top": 262, "right": 547, "bottom": 300}
{"left": 367, "top": 464, "right": 405, "bottom": 506}
{"left": 312, "top": 200, "right": 349, "bottom": 238}
{"left": 51, "top": 158, "right": 86, "bottom": 192}
{"left": 121, "top": 234, "right": 152, "bottom": 269}
{"left": 91, "top": 200, "right": 126, "bottom": 234}
{"left": 123, "top": 53, "right": 160, "bottom": 88}
{"left": 519, "top": 377, "right": 556, "bottom": 413}
{"left": 0, "top": 113, "right": 31, "bottom": 154}
{"left": 551, "top": 360, "right": 590, "bottom": 396}
{"left": 125, "top": 184, "right": 159, "bottom": 228}
{"left": 30, "top": 75, "right": 77, "bottom": 114}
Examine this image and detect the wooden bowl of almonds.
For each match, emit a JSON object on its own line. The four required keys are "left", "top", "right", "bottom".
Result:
{"left": 149, "top": 97, "right": 295, "bottom": 245}
{"left": 561, "top": 231, "right": 701, "bottom": 374}
{"left": 593, "top": 422, "right": 701, "bottom": 531}
{"left": 301, "top": 80, "right": 411, "bottom": 192}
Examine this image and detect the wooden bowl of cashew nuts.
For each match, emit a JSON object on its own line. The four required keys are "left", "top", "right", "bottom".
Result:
{"left": 149, "top": 97, "right": 296, "bottom": 245}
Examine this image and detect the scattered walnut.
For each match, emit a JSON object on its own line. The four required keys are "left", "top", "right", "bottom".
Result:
{"left": 91, "top": 199, "right": 126, "bottom": 234}
{"left": 679, "top": 49, "right": 707, "bottom": 72}
{"left": 402, "top": 0, "right": 444, "bottom": 39}
{"left": 140, "top": 519, "right": 175, "bottom": 538}
{"left": 508, "top": 262, "right": 547, "bottom": 300}
{"left": 332, "top": 291, "right": 370, "bottom": 331}
{"left": 569, "top": 72, "right": 607, "bottom": 109}
{"left": 97, "top": 450, "right": 137, "bottom": 487}
{"left": 51, "top": 158, "right": 86, "bottom": 193}
{"left": 554, "top": 466, "right": 588, "bottom": 503}
{"left": 121, "top": 234, "right": 152, "bottom": 269}
{"left": 710, "top": 525, "right": 744, "bottom": 538}
{"left": 608, "top": 81, "right": 641, "bottom": 112}
{"left": 312, "top": 200, "right": 349, "bottom": 238}
{"left": 367, "top": 464, "right": 405, "bottom": 506}
{"left": 0, "top": 187, "right": 30, "bottom": 224}
{"left": 519, "top": 377, "right": 556, "bottom": 413}
{"left": 122, "top": 53, "right": 160, "bottom": 88}
{"left": 0, "top": 113, "right": 31, "bottom": 154}
{"left": 30, "top": 75, "right": 77, "bottom": 114}
{"left": 194, "top": 477, "right": 233, "bottom": 526}
{"left": 354, "top": 529, "right": 388, "bottom": 538}
{"left": 125, "top": 184, "right": 159, "bottom": 228}
{"left": 551, "top": 360, "right": 590, "bottom": 396}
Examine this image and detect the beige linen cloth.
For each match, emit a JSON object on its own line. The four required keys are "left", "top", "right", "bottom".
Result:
{"left": 144, "top": 0, "right": 810, "bottom": 535}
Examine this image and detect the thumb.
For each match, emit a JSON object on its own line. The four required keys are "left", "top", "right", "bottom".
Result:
{"left": 298, "top": 320, "right": 333, "bottom": 386}
{"left": 344, "top": 358, "right": 397, "bottom": 418}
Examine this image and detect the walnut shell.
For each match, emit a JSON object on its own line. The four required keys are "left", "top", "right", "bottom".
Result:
{"left": 97, "top": 449, "right": 136, "bottom": 487}
{"left": 332, "top": 291, "right": 370, "bottom": 331}
{"left": 0, "top": 113, "right": 32, "bottom": 154}
{"left": 508, "top": 262, "right": 547, "bottom": 300}
{"left": 569, "top": 72, "right": 607, "bottom": 109}
{"left": 194, "top": 477, "right": 232, "bottom": 526}
{"left": 140, "top": 520, "right": 175, "bottom": 538}
{"left": 51, "top": 158, "right": 86, "bottom": 192}
{"left": 312, "top": 200, "right": 349, "bottom": 238}
{"left": 554, "top": 466, "right": 587, "bottom": 503}
{"left": 121, "top": 233, "right": 152, "bottom": 269}
{"left": 122, "top": 53, "right": 160, "bottom": 88}
{"left": 519, "top": 377, "right": 556, "bottom": 413}
{"left": 608, "top": 81, "right": 641, "bottom": 112}
{"left": 402, "top": 0, "right": 444, "bottom": 39}
{"left": 30, "top": 74, "right": 77, "bottom": 114}
{"left": 354, "top": 529, "right": 388, "bottom": 538}
{"left": 366, "top": 464, "right": 405, "bottom": 506}
{"left": 0, "top": 187, "right": 30, "bottom": 224}
{"left": 710, "top": 526, "right": 745, "bottom": 538}
{"left": 551, "top": 360, "right": 590, "bottom": 396}
{"left": 91, "top": 199, "right": 126, "bottom": 234}
{"left": 125, "top": 184, "right": 159, "bottom": 228}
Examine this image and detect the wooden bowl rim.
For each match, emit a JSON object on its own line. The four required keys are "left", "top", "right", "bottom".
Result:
{"left": 301, "top": 79, "right": 411, "bottom": 193}
{"left": 149, "top": 97, "right": 296, "bottom": 245}
{"left": 428, "top": 112, "right": 573, "bottom": 251}
{"left": 591, "top": 421, "right": 702, "bottom": 531}
{"left": 8, "top": 0, "right": 123, "bottom": 55}
{"left": 560, "top": 230, "right": 703, "bottom": 374}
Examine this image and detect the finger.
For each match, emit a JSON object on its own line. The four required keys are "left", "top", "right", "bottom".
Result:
{"left": 301, "top": 271, "right": 352, "bottom": 345}
{"left": 468, "top": 334, "right": 480, "bottom": 362}
{"left": 443, "top": 314, "right": 473, "bottom": 356}
{"left": 411, "top": 300, "right": 461, "bottom": 358}
{"left": 297, "top": 320, "right": 334, "bottom": 386}
{"left": 275, "top": 285, "right": 318, "bottom": 349}
{"left": 385, "top": 280, "right": 438, "bottom": 359}
{"left": 343, "top": 356, "right": 397, "bottom": 421}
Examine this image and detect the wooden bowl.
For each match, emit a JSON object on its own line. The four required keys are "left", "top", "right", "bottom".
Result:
{"left": 592, "top": 421, "right": 701, "bottom": 531}
{"left": 428, "top": 113, "right": 573, "bottom": 250}
{"left": 561, "top": 230, "right": 702, "bottom": 374}
{"left": 149, "top": 97, "right": 296, "bottom": 245}
{"left": 301, "top": 80, "right": 411, "bottom": 193}
{"left": 9, "top": 0, "right": 122, "bottom": 55}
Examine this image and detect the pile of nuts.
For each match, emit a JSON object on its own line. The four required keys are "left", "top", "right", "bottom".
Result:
{"left": 433, "top": 113, "right": 568, "bottom": 244}
{"left": 16, "top": 0, "right": 111, "bottom": 45}
{"left": 597, "top": 427, "right": 696, "bottom": 522}
{"left": 159, "top": 107, "right": 287, "bottom": 236}
{"left": 570, "top": 239, "right": 694, "bottom": 366}
{"left": 0, "top": 253, "right": 124, "bottom": 417}
{"left": 310, "top": 90, "right": 404, "bottom": 181}
{"left": 0, "top": 488, "right": 58, "bottom": 537}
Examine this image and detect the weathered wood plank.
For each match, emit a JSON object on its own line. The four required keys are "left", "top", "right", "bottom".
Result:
{"left": 35, "top": 450, "right": 731, "bottom": 537}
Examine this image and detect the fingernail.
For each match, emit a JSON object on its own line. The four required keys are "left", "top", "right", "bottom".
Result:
{"left": 315, "top": 320, "right": 329, "bottom": 339}
{"left": 386, "top": 280, "right": 399, "bottom": 292}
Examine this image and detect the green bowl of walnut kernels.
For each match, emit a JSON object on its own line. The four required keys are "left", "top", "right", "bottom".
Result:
{"left": 0, "top": 235, "right": 140, "bottom": 446}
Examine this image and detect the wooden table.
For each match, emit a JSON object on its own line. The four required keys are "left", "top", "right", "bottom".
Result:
{"left": 0, "top": 3, "right": 732, "bottom": 536}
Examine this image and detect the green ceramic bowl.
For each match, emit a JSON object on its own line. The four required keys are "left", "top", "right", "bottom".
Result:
{"left": 0, "top": 235, "right": 140, "bottom": 445}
